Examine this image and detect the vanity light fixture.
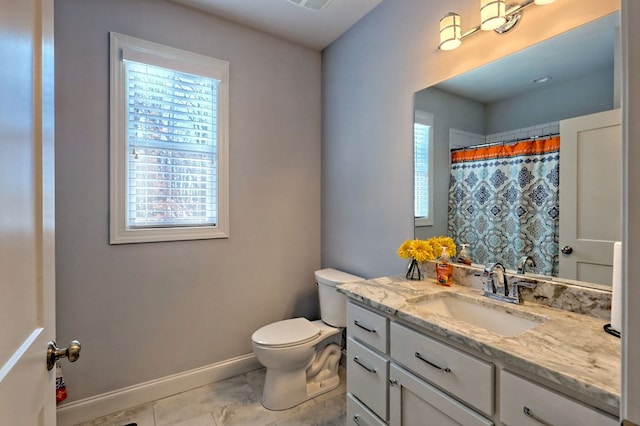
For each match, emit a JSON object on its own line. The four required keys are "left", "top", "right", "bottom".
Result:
{"left": 439, "top": 12, "right": 463, "bottom": 51}
{"left": 480, "top": 0, "right": 506, "bottom": 31}
{"left": 439, "top": 0, "right": 555, "bottom": 51}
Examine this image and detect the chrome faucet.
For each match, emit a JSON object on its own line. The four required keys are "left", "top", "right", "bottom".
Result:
{"left": 483, "top": 261, "right": 536, "bottom": 304}
{"left": 483, "top": 262, "right": 508, "bottom": 297}
{"left": 516, "top": 255, "right": 536, "bottom": 274}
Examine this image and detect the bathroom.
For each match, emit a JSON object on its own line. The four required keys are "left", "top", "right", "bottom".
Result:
{"left": 3, "top": 0, "right": 640, "bottom": 424}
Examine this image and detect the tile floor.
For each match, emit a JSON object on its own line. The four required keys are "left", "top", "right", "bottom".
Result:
{"left": 75, "top": 367, "right": 346, "bottom": 426}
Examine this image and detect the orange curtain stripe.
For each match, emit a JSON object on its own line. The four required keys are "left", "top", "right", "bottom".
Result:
{"left": 451, "top": 136, "right": 560, "bottom": 163}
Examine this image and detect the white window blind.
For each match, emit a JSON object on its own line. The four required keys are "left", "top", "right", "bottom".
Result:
{"left": 110, "top": 32, "right": 229, "bottom": 244}
{"left": 414, "top": 110, "right": 433, "bottom": 226}
{"left": 125, "top": 60, "right": 218, "bottom": 228}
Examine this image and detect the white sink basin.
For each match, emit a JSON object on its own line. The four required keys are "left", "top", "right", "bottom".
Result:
{"left": 413, "top": 295, "right": 545, "bottom": 337}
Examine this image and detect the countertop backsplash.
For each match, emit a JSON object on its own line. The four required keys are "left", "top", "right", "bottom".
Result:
{"left": 421, "top": 260, "right": 612, "bottom": 321}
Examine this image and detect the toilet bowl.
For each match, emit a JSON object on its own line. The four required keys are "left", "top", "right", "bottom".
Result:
{"left": 251, "top": 268, "right": 363, "bottom": 410}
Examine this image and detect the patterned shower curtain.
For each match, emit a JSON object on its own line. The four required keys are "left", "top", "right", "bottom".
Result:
{"left": 448, "top": 136, "right": 560, "bottom": 276}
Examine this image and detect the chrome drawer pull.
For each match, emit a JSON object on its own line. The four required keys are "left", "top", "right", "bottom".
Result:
{"left": 353, "top": 356, "right": 377, "bottom": 374}
{"left": 415, "top": 352, "right": 452, "bottom": 373}
{"left": 354, "top": 320, "right": 377, "bottom": 333}
{"left": 353, "top": 414, "right": 369, "bottom": 426}
{"left": 523, "top": 406, "right": 554, "bottom": 426}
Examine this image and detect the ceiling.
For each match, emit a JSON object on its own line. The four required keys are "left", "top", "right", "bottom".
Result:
{"left": 170, "top": 0, "right": 384, "bottom": 50}
{"left": 433, "top": 12, "right": 618, "bottom": 104}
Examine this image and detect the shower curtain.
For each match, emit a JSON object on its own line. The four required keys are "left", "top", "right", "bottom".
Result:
{"left": 448, "top": 136, "right": 560, "bottom": 276}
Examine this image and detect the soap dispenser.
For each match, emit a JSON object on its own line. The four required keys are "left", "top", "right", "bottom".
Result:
{"left": 436, "top": 246, "right": 453, "bottom": 286}
{"left": 457, "top": 243, "right": 472, "bottom": 265}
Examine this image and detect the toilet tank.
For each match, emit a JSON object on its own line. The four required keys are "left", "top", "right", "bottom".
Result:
{"left": 315, "top": 268, "right": 363, "bottom": 327}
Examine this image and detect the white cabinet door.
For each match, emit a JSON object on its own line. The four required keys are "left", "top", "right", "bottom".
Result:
{"left": 389, "top": 364, "right": 493, "bottom": 426}
{"left": 348, "top": 302, "right": 389, "bottom": 353}
{"left": 500, "top": 370, "right": 618, "bottom": 426}
{"left": 0, "top": 0, "right": 57, "bottom": 424}
{"left": 347, "top": 394, "right": 387, "bottom": 426}
{"left": 559, "top": 109, "right": 621, "bottom": 285}
{"left": 390, "top": 322, "right": 494, "bottom": 416}
{"left": 347, "top": 337, "right": 389, "bottom": 421}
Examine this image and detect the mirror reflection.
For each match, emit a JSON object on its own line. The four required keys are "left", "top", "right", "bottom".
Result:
{"left": 414, "top": 12, "right": 620, "bottom": 287}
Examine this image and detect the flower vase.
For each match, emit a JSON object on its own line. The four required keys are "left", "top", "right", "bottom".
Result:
{"left": 406, "top": 258, "right": 423, "bottom": 280}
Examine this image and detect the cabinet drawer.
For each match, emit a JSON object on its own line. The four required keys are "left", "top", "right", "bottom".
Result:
{"left": 389, "top": 364, "right": 493, "bottom": 426}
{"left": 390, "top": 322, "right": 494, "bottom": 416}
{"left": 500, "top": 370, "right": 618, "bottom": 426}
{"left": 347, "top": 302, "right": 389, "bottom": 353}
{"left": 347, "top": 337, "right": 389, "bottom": 421}
{"left": 347, "top": 393, "right": 386, "bottom": 426}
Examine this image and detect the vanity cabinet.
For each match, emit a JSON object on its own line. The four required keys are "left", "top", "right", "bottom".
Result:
{"left": 346, "top": 301, "right": 493, "bottom": 425}
{"left": 500, "top": 370, "right": 617, "bottom": 426}
{"left": 346, "top": 300, "right": 617, "bottom": 425}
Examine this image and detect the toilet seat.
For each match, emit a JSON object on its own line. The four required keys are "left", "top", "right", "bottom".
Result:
{"left": 252, "top": 318, "right": 321, "bottom": 348}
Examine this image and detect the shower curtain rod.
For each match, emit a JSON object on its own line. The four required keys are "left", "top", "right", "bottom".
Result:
{"left": 450, "top": 132, "right": 560, "bottom": 152}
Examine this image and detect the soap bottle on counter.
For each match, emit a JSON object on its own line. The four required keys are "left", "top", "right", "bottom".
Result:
{"left": 457, "top": 243, "right": 472, "bottom": 265}
{"left": 436, "top": 246, "right": 453, "bottom": 286}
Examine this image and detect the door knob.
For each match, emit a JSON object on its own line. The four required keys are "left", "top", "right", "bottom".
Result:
{"left": 561, "top": 245, "right": 573, "bottom": 255}
{"left": 47, "top": 340, "right": 81, "bottom": 371}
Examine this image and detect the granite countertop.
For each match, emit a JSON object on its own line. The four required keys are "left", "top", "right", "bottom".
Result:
{"left": 337, "top": 275, "right": 621, "bottom": 413}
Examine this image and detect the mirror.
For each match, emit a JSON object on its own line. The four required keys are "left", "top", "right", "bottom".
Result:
{"left": 414, "top": 12, "right": 620, "bottom": 288}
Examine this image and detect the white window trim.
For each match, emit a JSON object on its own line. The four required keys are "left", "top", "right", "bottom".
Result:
{"left": 109, "top": 32, "right": 229, "bottom": 244}
{"left": 414, "top": 109, "right": 434, "bottom": 227}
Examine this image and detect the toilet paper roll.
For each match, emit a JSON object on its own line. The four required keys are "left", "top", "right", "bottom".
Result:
{"left": 610, "top": 241, "right": 622, "bottom": 333}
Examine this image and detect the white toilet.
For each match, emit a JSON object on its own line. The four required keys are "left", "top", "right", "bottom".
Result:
{"left": 251, "top": 268, "right": 362, "bottom": 410}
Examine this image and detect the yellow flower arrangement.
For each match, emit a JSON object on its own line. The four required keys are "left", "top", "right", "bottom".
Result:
{"left": 397, "top": 236, "right": 457, "bottom": 261}
{"left": 427, "top": 236, "right": 457, "bottom": 259}
{"left": 397, "top": 239, "right": 433, "bottom": 262}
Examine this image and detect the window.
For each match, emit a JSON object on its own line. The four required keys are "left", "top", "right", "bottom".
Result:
{"left": 110, "top": 33, "right": 229, "bottom": 244}
{"left": 414, "top": 110, "right": 434, "bottom": 226}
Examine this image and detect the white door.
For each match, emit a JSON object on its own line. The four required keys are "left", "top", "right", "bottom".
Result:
{"left": 623, "top": 1, "right": 640, "bottom": 423}
{"left": 559, "top": 109, "right": 622, "bottom": 286}
{"left": 0, "top": 0, "right": 57, "bottom": 424}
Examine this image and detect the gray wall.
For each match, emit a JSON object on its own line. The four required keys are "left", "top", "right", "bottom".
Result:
{"left": 55, "top": 0, "right": 322, "bottom": 401}
{"left": 486, "top": 66, "right": 614, "bottom": 133}
{"left": 321, "top": 0, "right": 620, "bottom": 279}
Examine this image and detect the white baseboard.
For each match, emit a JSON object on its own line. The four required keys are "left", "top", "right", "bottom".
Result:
{"left": 56, "top": 353, "right": 261, "bottom": 426}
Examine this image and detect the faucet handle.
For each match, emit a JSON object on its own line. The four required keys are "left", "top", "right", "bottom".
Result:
{"left": 508, "top": 279, "right": 537, "bottom": 302}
